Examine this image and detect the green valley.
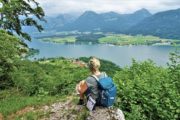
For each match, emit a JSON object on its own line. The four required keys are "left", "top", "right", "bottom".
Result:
{"left": 40, "top": 36, "right": 76, "bottom": 43}
{"left": 37, "top": 32, "right": 180, "bottom": 46}
{"left": 99, "top": 34, "right": 175, "bottom": 45}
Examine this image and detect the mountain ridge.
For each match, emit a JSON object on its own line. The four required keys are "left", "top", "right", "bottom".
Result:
{"left": 60, "top": 8, "right": 152, "bottom": 32}
{"left": 128, "top": 8, "right": 180, "bottom": 39}
{"left": 24, "top": 8, "right": 180, "bottom": 39}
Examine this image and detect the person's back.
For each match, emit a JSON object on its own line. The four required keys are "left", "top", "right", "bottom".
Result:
{"left": 76, "top": 57, "right": 102, "bottom": 105}
{"left": 85, "top": 72, "right": 107, "bottom": 104}
{"left": 76, "top": 57, "right": 116, "bottom": 110}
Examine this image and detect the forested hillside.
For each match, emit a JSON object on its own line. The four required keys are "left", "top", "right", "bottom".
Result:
{"left": 128, "top": 8, "right": 180, "bottom": 39}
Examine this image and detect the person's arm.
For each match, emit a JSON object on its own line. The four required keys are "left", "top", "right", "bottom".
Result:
{"left": 77, "top": 80, "right": 88, "bottom": 95}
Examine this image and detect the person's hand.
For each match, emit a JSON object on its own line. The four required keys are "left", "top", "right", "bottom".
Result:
{"left": 76, "top": 84, "right": 80, "bottom": 95}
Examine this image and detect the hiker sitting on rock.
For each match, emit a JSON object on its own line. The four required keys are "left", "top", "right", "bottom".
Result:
{"left": 76, "top": 57, "right": 117, "bottom": 110}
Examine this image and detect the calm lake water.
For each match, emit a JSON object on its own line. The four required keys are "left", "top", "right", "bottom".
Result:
{"left": 27, "top": 40, "right": 179, "bottom": 67}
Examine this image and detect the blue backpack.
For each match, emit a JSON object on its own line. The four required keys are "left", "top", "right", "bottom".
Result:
{"left": 92, "top": 73, "right": 117, "bottom": 107}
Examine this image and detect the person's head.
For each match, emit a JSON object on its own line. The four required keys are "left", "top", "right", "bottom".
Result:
{"left": 88, "top": 57, "right": 101, "bottom": 73}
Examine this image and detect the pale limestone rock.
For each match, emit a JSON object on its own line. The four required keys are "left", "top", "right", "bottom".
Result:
{"left": 86, "top": 107, "right": 125, "bottom": 120}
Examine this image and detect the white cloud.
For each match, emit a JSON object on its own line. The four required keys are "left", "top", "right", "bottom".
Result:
{"left": 36, "top": 0, "right": 180, "bottom": 16}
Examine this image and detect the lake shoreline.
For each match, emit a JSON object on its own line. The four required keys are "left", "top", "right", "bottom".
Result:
{"left": 39, "top": 39, "right": 180, "bottom": 47}
{"left": 27, "top": 39, "right": 178, "bottom": 67}
{"left": 35, "top": 33, "right": 180, "bottom": 46}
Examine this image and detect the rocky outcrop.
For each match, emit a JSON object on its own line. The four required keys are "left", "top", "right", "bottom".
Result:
{"left": 44, "top": 98, "right": 125, "bottom": 120}
{"left": 4, "top": 96, "right": 125, "bottom": 120}
{"left": 87, "top": 107, "right": 125, "bottom": 120}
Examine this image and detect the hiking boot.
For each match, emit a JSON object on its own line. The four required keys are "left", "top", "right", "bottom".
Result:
{"left": 77, "top": 99, "right": 84, "bottom": 105}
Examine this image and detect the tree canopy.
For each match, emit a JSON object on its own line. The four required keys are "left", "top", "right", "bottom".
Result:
{"left": 0, "top": 0, "right": 45, "bottom": 40}
{"left": 0, "top": 30, "right": 25, "bottom": 89}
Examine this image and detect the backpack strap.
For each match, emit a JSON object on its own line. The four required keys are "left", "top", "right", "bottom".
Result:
{"left": 91, "top": 72, "right": 108, "bottom": 105}
{"left": 103, "top": 72, "right": 107, "bottom": 77}
{"left": 91, "top": 72, "right": 107, "bottom": 82}
{"left": 91, "top": 75, "right": 99, "bottom": 82}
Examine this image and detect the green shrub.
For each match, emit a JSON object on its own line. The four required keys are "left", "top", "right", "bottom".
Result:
{"left": 12, "top": 60, "right": 48, "bottom": 95}
{"left": 167, "top": 52, "right": 180, "bottom": 93}
{"left": 12, "top": 58, "right": 89, "bottom": 96}
{"left": 114, "top": 57, "right": 180, "bottom": 120}
{"left": 11, "top": 57, "right": 120, "bottom": 96}
{"left": 0, "top": 30, "right": 26, "bottom": 89}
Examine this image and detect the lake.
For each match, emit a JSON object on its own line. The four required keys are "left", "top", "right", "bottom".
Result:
{"left": 27, "top": 40, "right": 179, "bottom": 67}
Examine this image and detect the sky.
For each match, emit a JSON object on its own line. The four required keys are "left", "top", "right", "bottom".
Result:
{"left": 36, "top": 0, "right": 180, "bottom": 16}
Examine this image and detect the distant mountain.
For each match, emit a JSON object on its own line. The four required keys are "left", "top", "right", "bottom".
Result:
{"left": 24, "top": 8, "right": 180, "bottom": 40}
{"left": 101, "top": 8, "right": 152, "bottom": 32}
{"left": 23, "top": 9, "right": 152, "bottom": 35}
{"left": 22, "top": 14, "right": 78, "bottom": 35}
{"left": 128, "top": 8, "right": 180, "bottom": 39}
{"left": 61, "top": 11, "right": 103, "bottom": 31}
{"left": 60, "top": 9, "right": 152, "bottom": 32}
{"left": 100, "top": 11, "right": 121, "bottom": 20}
{"left": 42, "top": 14, "right": 78, "bottom": 31}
